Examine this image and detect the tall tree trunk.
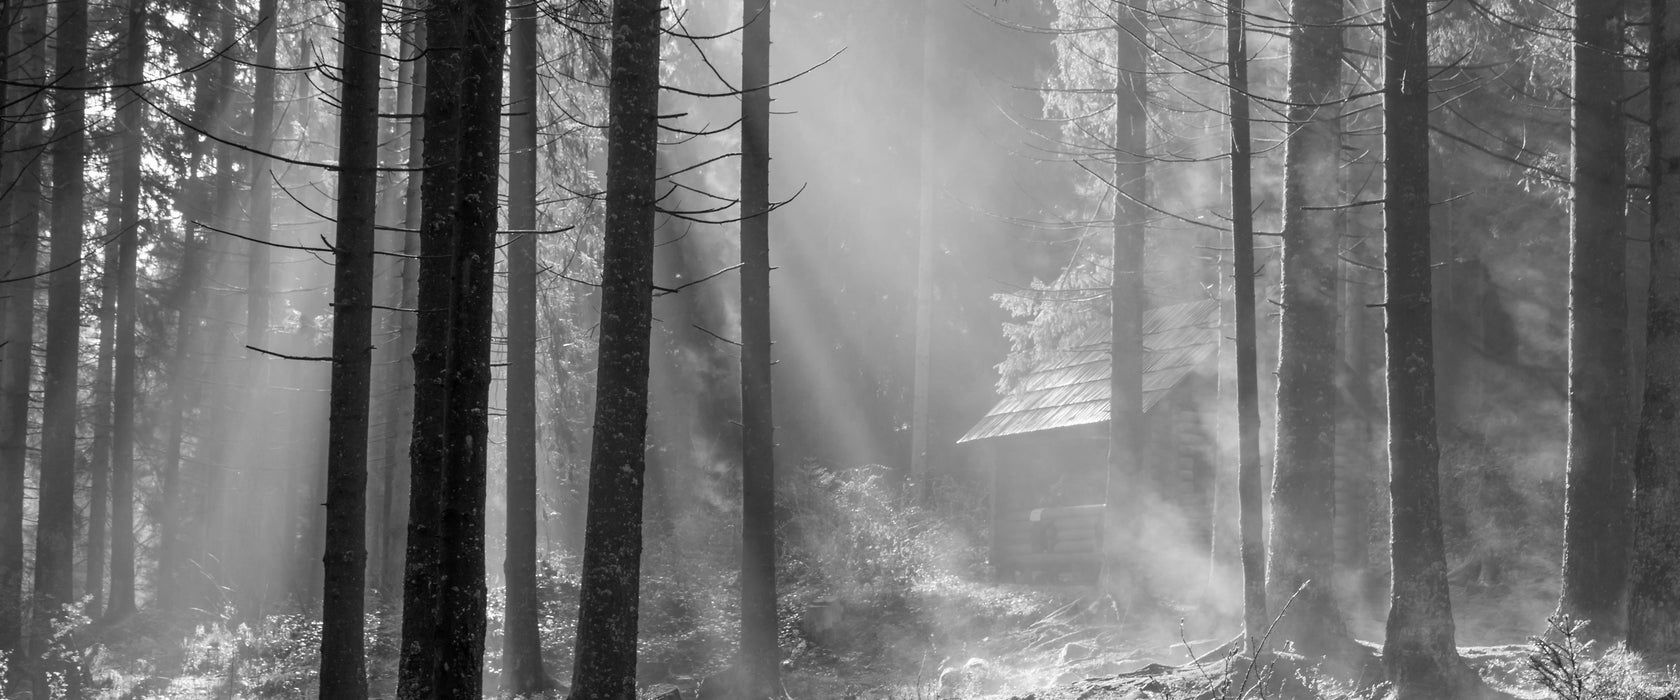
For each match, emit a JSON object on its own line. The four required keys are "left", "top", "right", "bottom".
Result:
{"left": 1268, "top": 0, "right": 1362, "bottom": 664}
{"left": 1101, "top": 0, "right": 1149, "bottom": 597}
{"left": 0, "top": 10, "right": 9, "bottom": 655}
{"left": 434, "top": 1, "right": 505, "bottom": 695}
{"left": 908, "top": 0, "right": 936, "bottom": 500}
{"left": 381, "top": 16, "right": 423, "bottom": 605}
{"left": 0, "top": 0, "right": 47, "bottom": 670}
{"left": 317, "top": 0, "right": 380, "bottom": 695}
{"left": 1630, "top": 0, "right": 1680, "bottom": 660}
{"left": 84, "top": 218, "right": 116, "bottom": 620}
{"left": 0, "top": 3, "right": 13, "bottom": 671}
{"left": 235, "top": 0, "right": 279, "bottom": 616}
{"left": 567, "top": 0, "right": 661, "bottom": 696}
{"left": 372, "top": 2, "right": 421, "bottom": 605}
{"left": 88, "top": 231, "right": 116, "bottom": 618}
{"left": 1559, "top": 0, "right": 1632, "bottom": 643}
{"left": 501, "top": 0, "right": 546, "bottom": 691}
{"left": 1227, "top": 0, "right": 1266, "bottom": 650}
{"left": 107, "top": 0, "right": 147, "bottom": 620}
{"left": 34, "top": 0, "right": 90, "bottom": 685}
{"left": 741, "top": 0, "right": 778, "bottom": 695}
{"left": 397, "top": 0, "right": 460, "bottom": 690}
{"left": 1382, "top": 0, "right": 1465, "bottom": 696}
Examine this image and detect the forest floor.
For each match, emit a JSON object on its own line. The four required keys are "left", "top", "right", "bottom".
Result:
{"left": 778, "top": 593, "right": 1595, "bottom": 700}
{"left": 33, "top": 564, "right": 1676, "bottom": 700}
{"left": 771, "top": 570, "right": 1671, "bottom": 700}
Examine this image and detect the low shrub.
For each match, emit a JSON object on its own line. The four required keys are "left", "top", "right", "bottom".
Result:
{"left": 1529, "top": 616, "right": 1680, "bottom": 700}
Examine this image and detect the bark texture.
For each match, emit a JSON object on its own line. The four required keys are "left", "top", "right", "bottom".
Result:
{"left": 567, "top": 0, "right": 662, "bottom": 696}
{"left": 0, "top": 0, "right": 47, "bottom": 668}
{"left": 317, "top": 0, "right": 380, "bottom": 694}
{"left": 501, "top": 0, "right": 547, "bottom": 691}
{"left": 379, "top": 7, "right": 423, "bottom": 605}
{"left": 107, "top": 0, "right": 148, "bottom": 620}
{"left": 1559, "top": 0, "right": 1633, "bottom": 643}
{"left": 1382, "top": 0, "right": 1465, "bottom": 696}
{"left": 34, "top": 0, "right": 91, "bottom": 679}
{"left": 1631, "top": 0, "right": 1680, "bottom": 660}
{"left": 1268, "top": 0, "right": 1359, "bottom": 662}
{"left": 433, "top": 1, "right": 506, "bottom": 695}
{"left": 1228, "top": 0, "right": 1266, "bottom": 648}
{"left": 397, "top": 1, "right": 459, "bottom": 694}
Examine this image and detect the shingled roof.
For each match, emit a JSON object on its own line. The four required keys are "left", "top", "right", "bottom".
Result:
{"left": 957, "top": 299, "right": 1220, "bottom": 443}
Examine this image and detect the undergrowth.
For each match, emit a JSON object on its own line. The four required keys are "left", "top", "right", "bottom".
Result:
{"left": 10, "top": 462, "right": 1085, "bottom": 698}
{"left": 1528, "top": 616, "right": 1680, "bottom": 700}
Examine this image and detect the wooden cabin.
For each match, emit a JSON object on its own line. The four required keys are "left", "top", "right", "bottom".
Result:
{"left": 959, "top": 299, "right": 1221, "bottom": 583}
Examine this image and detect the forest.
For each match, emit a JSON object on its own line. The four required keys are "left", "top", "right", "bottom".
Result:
{"left": 0, "top": 0, "right": 1677, "bottom": 698}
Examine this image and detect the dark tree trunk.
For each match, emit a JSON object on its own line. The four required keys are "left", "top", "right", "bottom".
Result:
{"left": 741, "top": 0, "right": 779, "bottom": 694}
{"left": 107, "top": 0, "right": 147, "bottom": 621}
{"left": 87, "top": 214, "right": 117, "bottom": 617}
{"left": 396, "top": 0, "right": 460, "bottom": 690}
{"left": 34, "top": 0, "right": 90, "bottom": 682}
{"left": 1269, "top": 0, "right": 1361, "bottom": 663}
{"left": 0, "top": 0, "right": 47, "bottom": 669}
{"left": 366, "top": 16, "right": 406, "bottom": 600}
{"left": 501, "top": 0, "right": 546, "bottom": 692}
{"left": 1227, "top": 0, "right": 1266, "bottom": 650}
{"left": 434, "top": 1, "right": 505, "bottom": 696}
{"left": 0, "top": 11, "right": 8, "bottom": 647}
{"left": 88, "top": 231, "right": 115, "bottom": 618}
{"left": 1101, "top": 0, "right": 1149, "bottom": 597}
{"left": 372, "top": 3, "right": 421, "bottom": 605}
{"left": 1559, "top": 0, "right": 1633, "bottom": 643}
{"left": 0, "top": 0, "right": 14, "bottom": 667}
{"left": 1382, "top": 0, "right": 1465, "bottom": 696}
{"left": 317, "top": 0, "right": 381, "bottom": 695}
{"left": 567, "top": 0, "right": 662, "bottom": 696}
{"left": 1630, "top": 0, "right": 1680, "bottom": 660}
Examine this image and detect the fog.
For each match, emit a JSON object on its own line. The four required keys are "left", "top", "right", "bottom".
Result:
{"left": 0, "top": 0, "right": 1648, "bottom": 697}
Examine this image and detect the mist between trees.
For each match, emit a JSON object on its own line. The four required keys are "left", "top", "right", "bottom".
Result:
{"left": 0, "top": 0, "right": 1676, "bottom": 699}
